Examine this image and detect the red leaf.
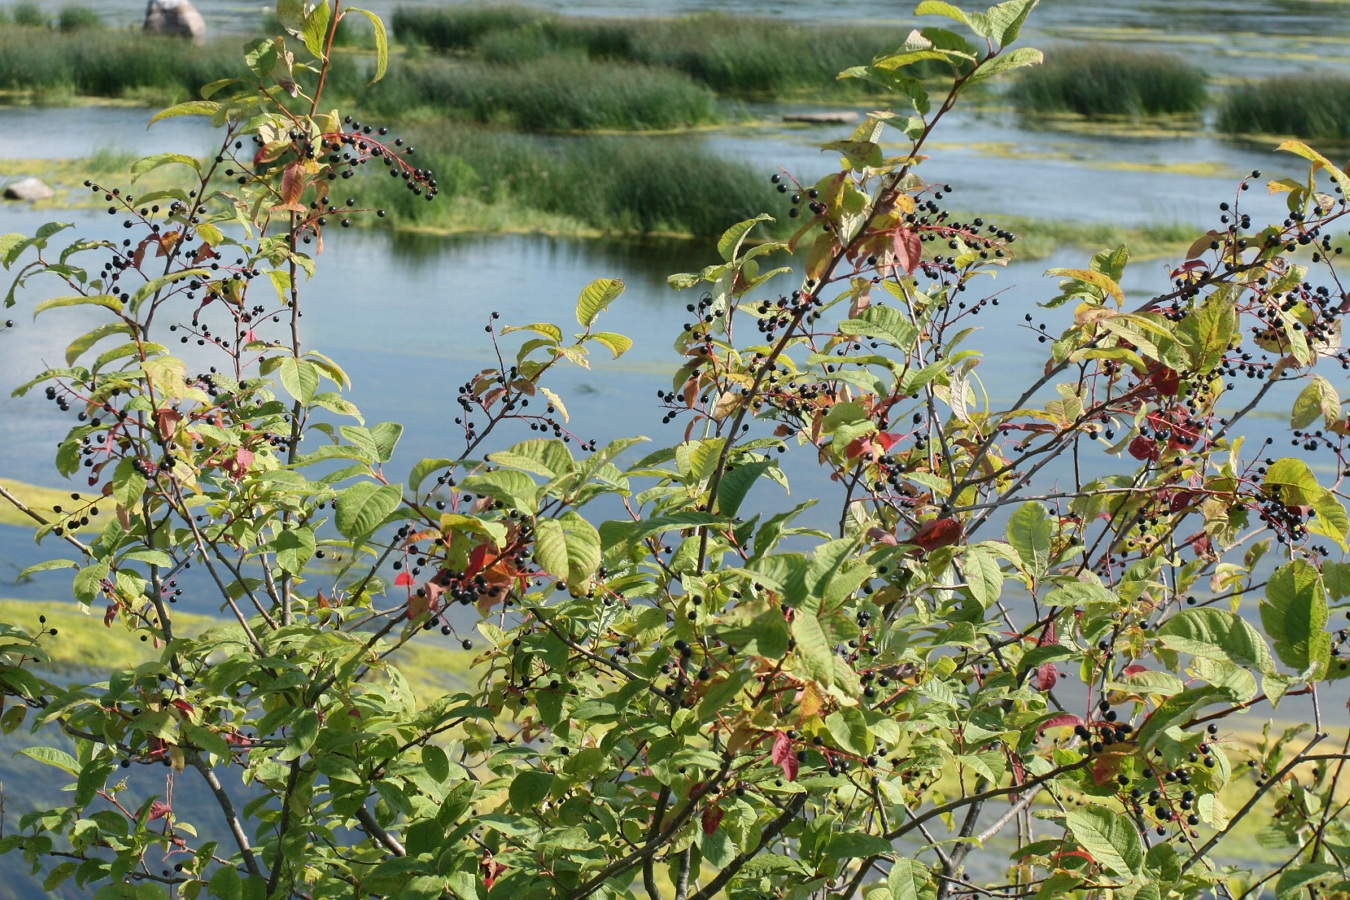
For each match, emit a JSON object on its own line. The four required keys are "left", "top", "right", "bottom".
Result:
{"left": 911, "top": 517, "right": 964, "bottom": 552}
{"left": 893, "top": 227, "right": 922, "bottom": 274}
{"left": 148, "top": 800, "right": 172, "bottom": 822}
{"left": 1128, "top": 434, "right": 1159, "bottom": 462}
{"left": 771, "top": 731, "right": 799, "bottom": 782}
{"left": 394, "top": 571, "right": 416, "bottom": 587}
{"left": 482, "top": 853, "right": 506, "bottom": 890}
{"left": 1031, "top": 662, "right": 1058, "bottom": 691}
{"left": 1037, "top": 714, "right": 1083, "bottom": 735}
{"left": 702, "top": 803, "right": 724, "bottom": 835}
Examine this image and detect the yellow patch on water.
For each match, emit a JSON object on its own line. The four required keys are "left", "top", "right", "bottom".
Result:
{"left": 0, "top": 480, "right": 97, "bottom": 531}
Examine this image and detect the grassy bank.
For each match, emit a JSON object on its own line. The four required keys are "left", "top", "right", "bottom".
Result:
{"left": 390, "top": 5, "right": 933, "bottom": 98}
{"left": 0, "top": 25, "right": 241, "bottom": 105}
{"left": 360, "top": 126, "right": 784, "bottom": 237}
{"left": 1010, "top": 45, "right": 1208, "bottom": 118}
{"left": 0, "top": 597, "right": 475, "bottom": 697}
{"left": 1218, "top": 73, "right": 1350, "bottom": 142}
{"left": 363, "top": 57, "right": 721, "bottom": 131}
{"left": 0, "top": 479, "right": 96, "bottom": 529}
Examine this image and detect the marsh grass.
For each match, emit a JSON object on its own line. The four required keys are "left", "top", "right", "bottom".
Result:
{"left": 1218, "top": 74, "right": 1350, "bottom": 142}
{"left": 56, "top": 4, "right": 101, "bottom": 32}
{"left": 1011, "top": 46, "right": 1208, "bottom": 118}
{"left": 9, "top": 2, "right": 45, "bottom": 28}
{"left": 352, "top": 126, "right": 783, "bottom": 237}
{"left": 390, "top": 5, "right": 928, "bottom": 98}
{"left": 366, "top": 57, "right": 722, "bottom": 131}
{"left": 0, "top": 27, "right": 241, "bottom": 99}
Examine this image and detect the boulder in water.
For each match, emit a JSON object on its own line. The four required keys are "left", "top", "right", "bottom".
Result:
{"left": 4, "top": 178, "right": 55, "bottom": 202}
{"left": 144, "top": 0, "right": 206, "bottom": 41}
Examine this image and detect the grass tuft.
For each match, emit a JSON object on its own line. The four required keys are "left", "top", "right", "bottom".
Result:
{"left": 365, "top": 57, "right": 722, "bottom": 132}
{"left": 0, "top": 28, "right": 242, "bottom": 99}
{"left": 389, "top": 5, "right": 927, "bottom": 98}
{"left": 348, "top": 126, "right": 783, "bottom": 238}
{"left": 1011, "top": 46, "right": 1207, "bottom": 118}
{"left": 56, "top": 4, "right": 101, "bottom": 32}
{"left": 9, "top": 2, "right": 46, "bottom": 28}
{"left": 1217, "top": 74, "right": 1350, "bottom": 142}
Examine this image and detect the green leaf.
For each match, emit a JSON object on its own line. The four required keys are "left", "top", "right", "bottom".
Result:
{"left": 509, "top": 770, "right": 554, "bottom": 810}
{"left": 1290, "top": 375, "right": 1340, "bottom": 430}
{"left": 66, "top": 322, "right": 131, "bottom": 365}
{"left": 962, "top": 543, "right": 1003, "bottom": 608}
{"left": 889, "top": 858, "right": 927, "bottom": 900}
{"left": 422, "top": 745, "right": 450, "bottom": 784}
{"left": 1046, "top": 267, "right": 1124, "bottom": 303}
{"left": 34, "top": 294, "right": 123, "bottom": 316}
{"left": 965, "top": 46, "right": 1043, "bottom": 85}
{"left": 576, "top": 278, "right": 625, "bottom": 327}
{"left": 501, "top": 322, "right": 563, "bottom": 343}
{"left": 17, "top": 745, "right": 80, "bottom": 776}
{"left": 1277, "top": 140, "right": 1350, "bottom": 200}
{"left": 279, "top": 709, "right": 321, "bottom": 761}
{"left": 274, "top": 527, "right": 316, "bottom": 575}
{"left": 460, "top": 469, "right": 538, "bottom": 515}
{"left": 591, "top": 331, "right": 633, "bottom": 359}
{"left": 533, "top": 511, "right": 601, "bottom": 589}
{"left": 301, "top": 0, "right": 332, "bottom": 58}
{"left": 369, "top": 422, "right": 403, "bottom": 463}
{"left": 839, "top": 305, "right": 919, "bottom": 350}
{"left": 1066, "top": 807, "right": 1143, "bottom": 877}
{"left": 987, "top": 0, "right": 1038, "bottom": 44}
{"left": 489, "top": 439, "right": 576, "bottom": 480}
{"left": 1309, "top": 491, "right": 1349, "bottom": 551}
{"left": 130, "top": 152, "right": 201, "bottom": 181}
{"left": 1176, "top": 291, "right": 1237, "bottom": 374}
{"left": 1158, "top": 608, "right": 1275, "bottom": 674}
{"left": 17, "top": 558, "right": 79, "bottom": 580}
{"left": 1264, "top": 457, "right": 1328, "bottom": 508}
{"left": 826, "top": 832, "right": 891, "bottom": 859}
{"left": 149, "top": 100, "right": 221, "bottom": 124}
{"left": 718, "top": 459, "right": 774, "bottom": 518}
{"left": 335, "top": 482, "right": 403, "bottom": 541}
{"left": 826, "top": 707, "right": 872, "bottom": 756}
{"left": 1261, "top": 559, "right": 1331, "bottom": 678}
{"left": 277, "top": 357, "right": 319, "bottom": 405}
{"left": 112, "top": 457, "right": 147, "bottom": 509}
{"left": 348, "top": 8, "right": 389, "bottom": 83}
{"left": 1007, "top": 502, "right": 1052, "bottom": 585}
{"left": 718, "top": 214, "right": 774, "bottom": 261}
{"left": 409, "top": 457, "right": 456, "bottom": 493}
{"left": 73, "top": 561, "right": 110, "bottom": 604}
{"left": 1276, "top": 864, "right": 1342, "bottom": 900}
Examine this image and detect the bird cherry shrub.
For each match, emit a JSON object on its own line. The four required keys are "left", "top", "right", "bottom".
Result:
{"left": 1, "top": 1, "right": 1350, "bottom": 898}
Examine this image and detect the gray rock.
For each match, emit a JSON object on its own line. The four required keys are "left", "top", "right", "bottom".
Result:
{"left": 4, "top": 177, "right": 55, "bottom": 201}
{"left": 783, "top": 111, "right": 860, "bottom": 125}
{"left": 144, "top": 0, "right": 206, "bottom": 41}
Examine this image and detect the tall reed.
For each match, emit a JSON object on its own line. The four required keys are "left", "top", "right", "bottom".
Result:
{"left": 1218, "top": 74, "right": 1350, "bottom": 141}
{"left": 365, "top": 57, "right": 722, "bottom": 132}
{"left": 351, "top": 126, "right": 782, "bottom": 237}
{"left": 1011, "top": 45, "right": 1207, "bottom": 117}
{"left": 389, "top": 5, "right": 926, "bottom": 97}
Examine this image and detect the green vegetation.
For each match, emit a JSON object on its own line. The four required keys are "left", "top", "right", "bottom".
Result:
{"left": 365, "top": 57, "right": 721, "bottom": 131}
{"left": 1218, "top": 73, "right": 1350, "bottom": 141}
{"left": 8, "top": 2, "right": 46, "bottom": 28}
{"left": 55, "top": 4, "right": 100, "bottom": 32}
{"left": 1010, "top": 45, "right": 1208, "bottom": 117}
{"left": 0, "top": 480, "right": 95, "bottom": 529}
{"left": 0, "top": 27, "right": 241, "bottom": 102}
{"left": 359, "top": 126, "right": 781, "bottom": 236}
{"left": 390, "top": 5, "right": 932, "bottom": 97}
